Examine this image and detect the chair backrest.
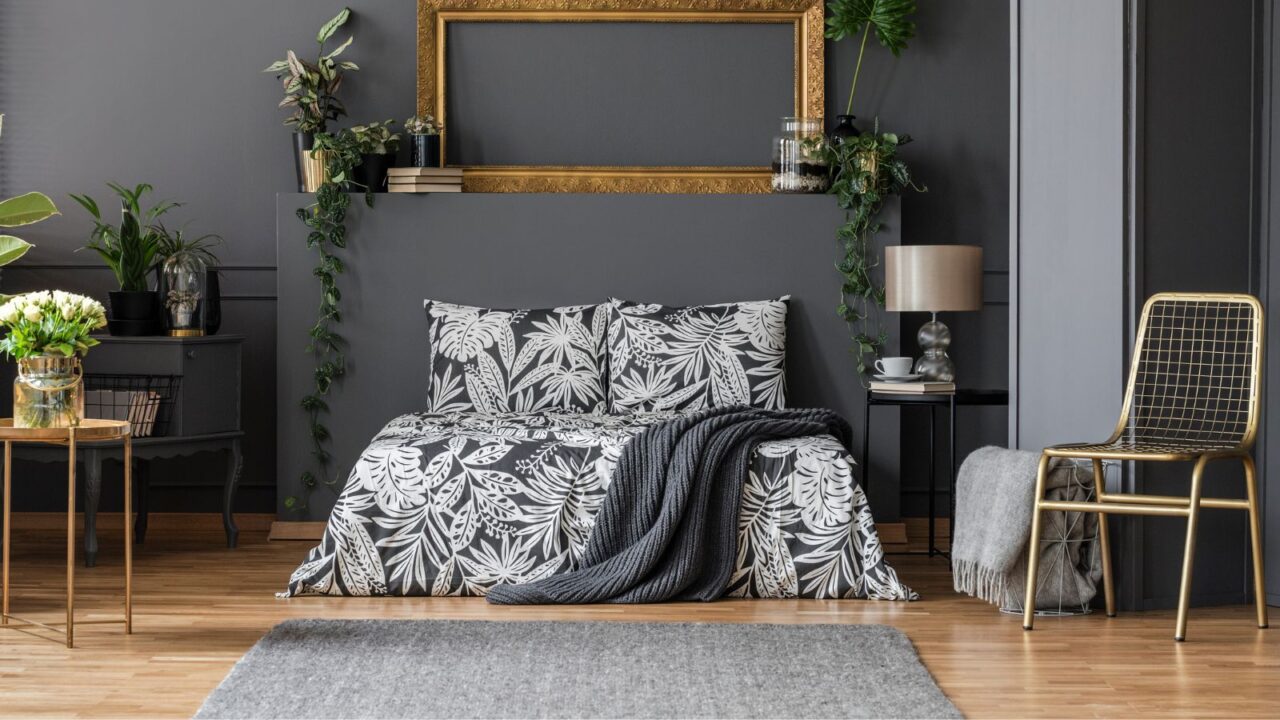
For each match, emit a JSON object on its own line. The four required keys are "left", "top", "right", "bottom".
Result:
{"left": 1113, "top": 293, "right": 1264, "bottom": 451}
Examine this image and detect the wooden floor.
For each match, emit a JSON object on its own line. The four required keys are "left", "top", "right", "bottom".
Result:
{"left": 0, "top": 524, "right": 1276, "bottom": 719}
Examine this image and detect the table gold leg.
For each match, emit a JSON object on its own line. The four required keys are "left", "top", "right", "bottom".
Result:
{"left": 124, "top": 433, "right": 132, "bottom": 634}
{"left": 3, "top": 441, "right": 9, "bottom": 626}
{"left": 66, "top": 428, "right": 76, "bottom": 649}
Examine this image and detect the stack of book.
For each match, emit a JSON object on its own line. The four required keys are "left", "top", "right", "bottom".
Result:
{"left": 387, "top": 167, "right": 463, "bottom": 193}
{"left": 85, "top": 389, "right": 163, "bottom": 436}
{"left": 868, "top": 380, "right": 956, "bottom": 395}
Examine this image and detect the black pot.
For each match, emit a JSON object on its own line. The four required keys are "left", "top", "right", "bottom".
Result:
{"left": 829, "top": 115, "right": 859, "bottom": 144}
{"left": 350, "top": 153, "right": 392, "bottom": 192}
{"left": 204, "top": 269, "right": 222, "bottom": 335}
{"left": 292, "top": 132, "right": 315, "bottom": 192}
{"left": 411, "top": 134, "right": 441, "bottom": 168}
{"left": 107, "top": 290, "right": 160, "bottom": 336}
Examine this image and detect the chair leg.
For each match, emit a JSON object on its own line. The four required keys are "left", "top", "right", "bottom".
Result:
{"left": 1242, "top": 454, "right": 1269, "bottom": 629}
{"left": 1091, "top": 459, "right": 1116, "bottom": 617}
{"left": 1023, "top": 453, "right": 1052, "bottom": 630}
{"left": 1175, "top": 456, "right": 1209, "bottom": 642}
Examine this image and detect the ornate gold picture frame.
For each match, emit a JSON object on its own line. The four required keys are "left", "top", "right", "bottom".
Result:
{"left": 416, "top": 0, "right": 825, "bottom": 193}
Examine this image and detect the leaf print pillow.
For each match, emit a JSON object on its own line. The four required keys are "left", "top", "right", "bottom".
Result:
{"left": 607, "top": 297, "right": 788, "bottom": 413}
{"left": 424, "top": 300, "right": 609, "bottom": 414}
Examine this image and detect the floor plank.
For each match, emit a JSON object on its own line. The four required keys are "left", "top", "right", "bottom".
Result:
{"left": 0, "top": 525, "right": 1274, "bottom": 718}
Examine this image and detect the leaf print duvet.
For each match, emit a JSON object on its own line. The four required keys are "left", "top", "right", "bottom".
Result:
{"left": 284, "top": 410, "right": 915, "bottom": 601}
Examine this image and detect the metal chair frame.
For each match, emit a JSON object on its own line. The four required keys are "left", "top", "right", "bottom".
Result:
{"left": 1023, "top": 292, "right": 1269, "bottom": 641}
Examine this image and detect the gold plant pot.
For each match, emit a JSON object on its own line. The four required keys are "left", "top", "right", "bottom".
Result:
{"left": 13, "top": 354, "right": 83, "bottom": 428}
{"left": 300, "top": 149, "right": 330, "bottom": 193}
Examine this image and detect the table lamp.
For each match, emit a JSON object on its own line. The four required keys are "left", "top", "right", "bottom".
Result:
{"left": 885, "top": 245, "right": 983, "bottom": 382}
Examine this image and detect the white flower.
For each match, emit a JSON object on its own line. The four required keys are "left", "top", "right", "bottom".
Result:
{"left": 23, "top": 305, "right": 42, "bottom": 322}
{"left": 60, "top": 302, "right": 76, "bottom": 320}
{"left": 0, "top": 303, "right": 17, "bottom": 324}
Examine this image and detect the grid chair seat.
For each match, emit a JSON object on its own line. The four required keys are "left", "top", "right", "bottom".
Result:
{"left": 1045, "top": 438, "right": 1241, "bottom": 461}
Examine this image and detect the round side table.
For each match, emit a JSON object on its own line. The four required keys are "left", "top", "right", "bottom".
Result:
{"left": 0, "top": 419, "right": 132, "bottom": 648}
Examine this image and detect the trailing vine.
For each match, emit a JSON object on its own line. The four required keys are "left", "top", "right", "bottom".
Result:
{"left": 826, "top": 124, "right": 924, "bottom": 378}
{"left": 285, "top": 128, "right": 373, "bottom": 512}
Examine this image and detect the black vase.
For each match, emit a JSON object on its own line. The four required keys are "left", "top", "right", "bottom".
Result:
{"left": 411, "top": 134, "right": 441, "bottom": 168}
{"left": 107, "top": 290, "right": 160, "bottom": 336}
{"left": 204, "top": 269, "right": 222, "bottom": 335}
{"left": 351, "top": 153, "right": 392, "bottom": 192}
{"left": 829, "top": 115, "right": 859, "bottom": 144}
{"left": 292, "top": 132, "right": 315, "bottom": 192}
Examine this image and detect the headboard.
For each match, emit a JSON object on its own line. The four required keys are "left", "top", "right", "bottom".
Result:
{"left": 276, "top": 193, "right": 902, "bottom": 519}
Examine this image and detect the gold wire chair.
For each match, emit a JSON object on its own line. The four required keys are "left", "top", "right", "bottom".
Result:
{"left": 1023, "top": 292, "right": 1268, "bottom": 641}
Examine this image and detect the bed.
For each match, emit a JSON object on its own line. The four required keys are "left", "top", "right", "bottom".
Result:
{"left": 284, "top": 298, "right": 914, "bottom": 601}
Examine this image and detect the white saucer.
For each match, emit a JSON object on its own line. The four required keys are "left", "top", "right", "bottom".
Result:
{"left": 873, "top": 374, "right": 924, "bottom": 382}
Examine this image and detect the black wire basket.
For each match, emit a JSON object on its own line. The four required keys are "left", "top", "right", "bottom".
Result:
{"left": 83, "top": 374, "right": 181, "bottom": 438}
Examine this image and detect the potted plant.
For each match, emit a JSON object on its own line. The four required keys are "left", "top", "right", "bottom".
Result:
{"left": 348, "top": 120, "right": 400, "bottom": 192}
{"left": 70, "top": 183, "right": 175, "bottom": 336}
{"left": 0, "top": 290, "right": 106, "bottom": 428}
{"left": 0, "top": 115, "right": 56, "bottom": 297}
{"left": 264, "top": 7, "right": 358, "bottom": 192}
{"left": 156, "top": 225, "right": 222, "bottom": 335}
{"left": 404, "top": 114, "right": 442, "bottom": 168}
{"left": 824, "top": 0, "right": 917, "bottom": 142}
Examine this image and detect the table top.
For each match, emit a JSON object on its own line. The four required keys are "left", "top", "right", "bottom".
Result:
{"left": 0, "top": 418, "right": 131, "bottom": 442}
{"left": 866, "top": 388, "right": 1010, "bottom": 405}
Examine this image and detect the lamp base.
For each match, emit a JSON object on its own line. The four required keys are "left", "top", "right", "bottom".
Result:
{"left": 914, "top": 315, "right": 956, "bottom": 382}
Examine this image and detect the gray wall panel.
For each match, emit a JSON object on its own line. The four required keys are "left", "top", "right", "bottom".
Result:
{"left": 276, "top": 193, "right": 904, "bottom": 521}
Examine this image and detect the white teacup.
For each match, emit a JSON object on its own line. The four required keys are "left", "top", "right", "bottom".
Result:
{"left": 875, "top": 356, "right": 915, "bottom": 377}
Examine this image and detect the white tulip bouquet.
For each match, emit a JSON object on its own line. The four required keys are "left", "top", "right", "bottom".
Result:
{"left": 0, "top": 290, "right": 107, "bottom": 360}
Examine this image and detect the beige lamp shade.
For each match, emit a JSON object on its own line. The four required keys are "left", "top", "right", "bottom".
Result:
{"left": 885, "top": 245, "right": 983, "bottom": 312}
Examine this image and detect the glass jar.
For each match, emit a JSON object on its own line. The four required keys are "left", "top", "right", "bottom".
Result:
{"left": 14, "top": 354, "right": 83, "bottom": 428}
{"left": 162, "top": 252, "right": 207, "bottom": 336}
{"left": 771, "top": 117, "right": 830, "bottom": 193}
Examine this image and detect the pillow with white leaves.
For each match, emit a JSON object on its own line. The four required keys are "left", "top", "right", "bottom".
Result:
{"left": 607, "top": 296, "right": 789, "bottom": 413}
{"left": 424, "top": 299, "right": 609, "bottom": 414}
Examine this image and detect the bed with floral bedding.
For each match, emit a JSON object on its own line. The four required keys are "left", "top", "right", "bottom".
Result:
{"left": 283, "top": 298, "right": 914, "bottom": 601}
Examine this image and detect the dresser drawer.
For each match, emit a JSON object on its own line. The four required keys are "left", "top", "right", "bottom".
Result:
{"left": 83, "top": 336, "right": 243, "bottom": 436}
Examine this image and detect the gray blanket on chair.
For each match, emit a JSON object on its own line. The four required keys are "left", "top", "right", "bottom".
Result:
{"left": 952, "top": 446, "right": 1101, "bottom": 610}
{"left": 485, "top": 406, "right": 853, "bottom": 605}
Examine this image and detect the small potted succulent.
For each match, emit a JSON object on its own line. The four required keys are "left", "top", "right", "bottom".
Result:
{"left": 71, "top": 182, "right": 175, "bottom": 336}
{"left": 156, "top": 225, "right": 222, "bottom": 335}
{"left": 404, "top": 114, "right": 441, "bottom": 168}
{"left": 264, "top": 7, "right": 358, "bottom": 192}
{"left": 348, "top": 120, "right": 401, "bottom": 192}
{"left": 0, "top": 290, "right": 107, "bottom": 428}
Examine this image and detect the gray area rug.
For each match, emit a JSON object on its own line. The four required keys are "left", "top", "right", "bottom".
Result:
{"left": 196, "top": 619, "right": 960, "bottom": 719}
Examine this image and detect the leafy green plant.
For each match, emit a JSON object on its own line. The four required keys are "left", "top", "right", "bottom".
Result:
{"left": 825, "top": 0, "right": 917, "bottom": 116}
{"left": 825, "top": 125, "right": 923, "bottom": 377}
{"left": 288, "top": 128, "right": 374, "bottom": 512}
{"left": 0, "top": 115, "right": 55, "bottom": 284}
{"left": 155, "top": 224, "right": 222, "bottom": 268}
{"left": 264, "top": 8, "right": 358, "bottom": 134}
{"left": 404, "top": 114, "right": 440, "bottom": 136}
{"left": 70, "top": 183, "right": 176, "bottom": 291}
{"left": 350, "top": 120, "right": 400, "bottom": 155}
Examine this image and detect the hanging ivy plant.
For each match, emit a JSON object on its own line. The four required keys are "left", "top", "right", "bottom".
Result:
{"left": 285, "top": 128, "right": 373, "bottom": 512}
{"left": 826, "top": 124, "right": 924, "bottom": 378}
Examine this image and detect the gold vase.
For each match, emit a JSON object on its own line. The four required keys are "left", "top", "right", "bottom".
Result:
{"left": 13, "top": 354, "right": 83, "bottom": 428}
{"left": 300, "top": 148, "right": 330, "bottom": 192}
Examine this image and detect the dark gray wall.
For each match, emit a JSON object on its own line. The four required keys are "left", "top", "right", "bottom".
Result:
{"left": 0, "top": 0, "right": 1011, "bottom": 519}
{"left": 446, "top": 22, "right": 793, "bottom": 166}
{"left": 1263, "top": 0, "right": 1280, "bottom": 607}
{"left": 277, "top": 194, "right": 902, "bottom": 519}
{"left": 1138, "top": 0, "right": 1261, "bottom": 609}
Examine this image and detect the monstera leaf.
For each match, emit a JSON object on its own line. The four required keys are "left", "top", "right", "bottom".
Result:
{"left": 825, "top": 0, "right": 917, "bottom": 55}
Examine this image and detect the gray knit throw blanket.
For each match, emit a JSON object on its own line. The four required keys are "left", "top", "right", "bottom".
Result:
{"left": 486, "top": 407, "right": 852, "bottom": 605}
{"left": 952, "top": 446, "right": 1100, "bottom": 610}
